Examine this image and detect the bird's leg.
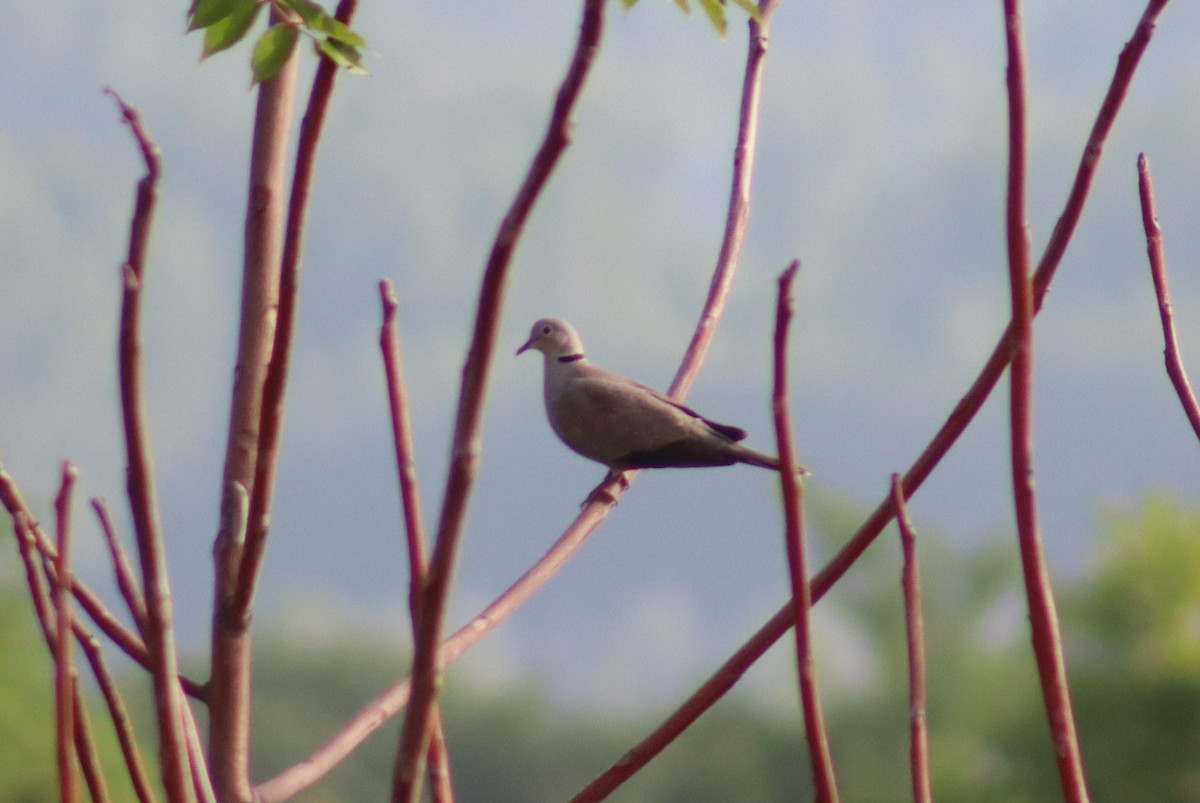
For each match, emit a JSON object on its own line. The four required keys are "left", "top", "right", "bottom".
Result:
{"left": 582, "top": 470, "right": 627, "bottom": 507}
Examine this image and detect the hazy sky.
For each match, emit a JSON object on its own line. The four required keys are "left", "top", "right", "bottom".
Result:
{"left": 3, "top": 0, "right": 1199, "bottom": 707}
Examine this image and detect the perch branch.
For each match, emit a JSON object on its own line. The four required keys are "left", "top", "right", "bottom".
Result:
{"left": 891, "top": 474, "right": 931, "bottom": 803}
{"left": 389, "top": 2, "right": 606, "bottom": 800}
{"left": 772, "top": 262, "right": 839, "bottom": 802}
{"left": 106, "top": 88, "right": 193, "bottom": 802}
{"left": 1137, "top": 153, "right": 1200, "bottom": 440}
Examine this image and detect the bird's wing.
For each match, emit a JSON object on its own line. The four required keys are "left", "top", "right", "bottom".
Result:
{"left": 621, "top": 377, "right": 748, "bottom": 442}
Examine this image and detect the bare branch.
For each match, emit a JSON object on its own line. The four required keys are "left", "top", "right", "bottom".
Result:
{"left": 70, "top": 671, "right": 112, "bottom": 803}
{"left": 77, "top": 633, "right": 159, "bottom": 803}
{"left": 670, "top": 0, "right": 781, "bottom": 398}
{"left": 54, "top": 462, "right": 80, "bottom": 803}
{"left": 1138, "top": 153, "right": 1200, "bottom": 440}
{"left": 379, "top": 280, "right": 456, "bottom": 799}
{"left": 1002, "top": 5, "right": 1090, "bottom": 799}
{"left": 379, "top": 280, "right": 431, "bottom": 614}
{"left": 391, "top": 2, "right": 606, "bottom": 800}
{"left": 772, "top": 262, "right": 839, "bottom": 802}
{"left": 105, "top": 88, "right": 194, "bottom": 802}
{"left": 890, "top": 475, "right": 931, "bottom": 803}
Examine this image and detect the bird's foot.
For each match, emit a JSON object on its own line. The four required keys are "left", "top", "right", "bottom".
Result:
{"left": 581, "top": 471, "right": 628, "bottom": 507}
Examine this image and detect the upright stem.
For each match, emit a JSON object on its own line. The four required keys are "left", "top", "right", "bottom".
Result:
{"left": 1001, "top": 4, "right": 1089, "bottom": 800}
{"left": 208, "top": 31, "right": 299, "bottom": 802}
{"left": 108, "top": 90, "right": 193, "bottom": 803}
{"left": 772, "top": 262, "right": 839, "bottom": 803}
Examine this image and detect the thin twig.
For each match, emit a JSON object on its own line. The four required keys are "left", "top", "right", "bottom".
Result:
{"left": 27, "top": 509, "right": 205, "bottom": 698}
{"left": 1137, "top": 153, "right": 1200, "bottom": 441}
{"left": 891, "top": 474, "right": 931, "bottom": 803}
{"left": 390, "top": 3, "right": 606, "bottom": 800}
{"left": 379, "top": 280, "right": 456, "bottom": 801}
{"left": 670, "top": 0, "right": 780, "bottom": 399}
{"left": 13, "top": 512, "right": 57, "bottom": 645}
{"left": 105, "top": 87, "right": 193, "bottom": 803}
{"left": 1002, "top": 4, "right": 1090, "bottom": 799}
{"left": 70, "top": 670, "right": 111, "bottom": 803}
{"left": 77, "top": 632, "right": 159, "bottom": 803}
{"left": 380, "top": 280, "right": 431, "bottom": 615}
{"left": 772, "top": 262, "right": 839, "bottom": 802}
{"left": 570, "top": 1, "right": 1171, "bottom": 795}
{"left": 55, "top": 463, "right": 80, "bottom": 803}
{"left": 92, "top": 498, "right": 149, "bottom": 637}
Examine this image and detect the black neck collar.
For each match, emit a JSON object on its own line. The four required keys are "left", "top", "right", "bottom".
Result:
{"left": 558, "top": 353, "right": 585, "bottom": 363}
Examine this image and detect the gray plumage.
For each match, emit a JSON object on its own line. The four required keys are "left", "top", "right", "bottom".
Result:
{"left": 516, "top": 318, "right": 807, "bottom": 475}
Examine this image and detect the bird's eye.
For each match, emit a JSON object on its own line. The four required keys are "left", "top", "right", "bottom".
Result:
{"left": 541, "top": 325, "right": 552, "bottom": 335}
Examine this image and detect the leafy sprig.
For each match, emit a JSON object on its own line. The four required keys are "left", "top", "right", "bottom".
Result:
{"left": 188, "top": 0, "right": 367, "bottom": 82}
{"left": 621, "top": 0, "right": 761, "bottom": 37}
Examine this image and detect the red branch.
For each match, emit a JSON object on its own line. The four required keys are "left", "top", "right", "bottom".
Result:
{"left": 105, "top": 88, "right": 193, "bottom": 802}
{"left": 54, "top": 463, "right": 80, "bottom": 803}
{"left": 1002, "top": 4, "right": 1090, "bottom": 799}
{"left": 92, "top": 498, "right": 149, "bottom": 637}
{"left": 77, "top": 632, "right": 158, "bottom": 803}
{"left": 389, "top": 3, "right": 606, "bottom": 801}
{"left": 772, "top": 262, "right": 839, "bottom": 802}
{"left": 379, "top": 280, "right": 455, "bottom": 801}
{"left": 890, "top": 475, "right": 931, "bottom": 803}
{"left": 1137, "top": 153, "right": 1200, "bottom": 441}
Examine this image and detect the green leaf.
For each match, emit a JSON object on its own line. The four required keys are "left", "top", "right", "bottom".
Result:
{"left": 189, "top": 0, "right": 240, "bottom": 31}
{"left": 202, "top": 0, "right": 262, "bottom": 58}
{"left": 317, "top": 37, "right": 368, "bottom": 75}
{"left": 281, "top": 0, "right": 367, "bottom": 48}
{"left": 251, "top": 23, "right": 299, "bottom": 83}
{"left": 619, "top": 0, "right": 639, "bottom": 8}
{"left": 696, "top": 0, "right": 727, "bottom": 36}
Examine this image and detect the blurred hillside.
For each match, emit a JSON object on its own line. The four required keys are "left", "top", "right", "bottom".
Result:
{"left": 3, "top": 494, "right": 1199, "bottom": 800}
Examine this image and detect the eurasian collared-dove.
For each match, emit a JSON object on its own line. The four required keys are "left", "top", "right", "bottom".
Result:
{"left": 516, "top": 318, "right": 808, "bottom": 478}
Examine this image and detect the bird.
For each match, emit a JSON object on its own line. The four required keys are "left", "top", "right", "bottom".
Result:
{"left": 516, "top": 317, "right": 808, "bottom": 493}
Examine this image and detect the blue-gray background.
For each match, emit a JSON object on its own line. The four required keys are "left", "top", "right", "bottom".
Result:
{"left": 2, "top": 1, "right": 1198, "bottom": 710}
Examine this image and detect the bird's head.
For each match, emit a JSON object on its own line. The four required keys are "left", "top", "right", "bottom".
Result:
{"left": 516, "top": 318, "right": 585, "bottom": 360}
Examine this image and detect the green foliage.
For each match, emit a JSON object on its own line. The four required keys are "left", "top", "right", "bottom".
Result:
{"left": 187, "top": 0, "right": 367, "bottom": 82}
{"left": 621, "top": 0, "right": 761, "bottom": 38}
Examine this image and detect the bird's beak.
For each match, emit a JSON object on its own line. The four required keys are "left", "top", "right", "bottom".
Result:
{"left": 515, "top": 338, "right": 533, "bottom": 356}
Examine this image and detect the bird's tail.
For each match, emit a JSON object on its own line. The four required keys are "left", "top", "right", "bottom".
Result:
{"left": 735, "top": 445, "right": 810, "bottom": 476}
